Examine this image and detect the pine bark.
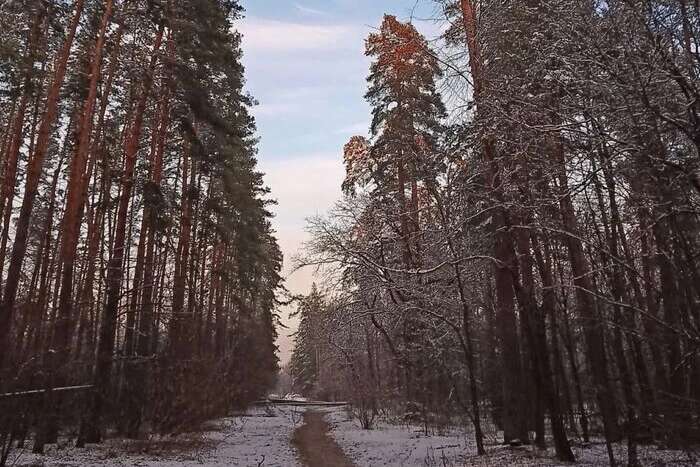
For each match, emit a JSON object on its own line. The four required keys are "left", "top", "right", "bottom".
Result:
{"left": 82, "top": 24, "right": 165, "bottom": 443}
{"left": 53, "top": 0, "right": 114, "bottom": 366}
{"left": 0, "top": 0, "right": 86, "bottom": 367}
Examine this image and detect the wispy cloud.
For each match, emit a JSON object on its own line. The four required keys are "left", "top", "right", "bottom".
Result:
{"left": 261, "top": 154, "right": 344, "bottom": 233}
{"left": 239, "top": 2, "right": 440, "bottom": 363}
{"left": 334, "top": 121, "right": 369, "bottom": 135}
{"left": 259, "top": 153, "right": 345, "bottom": 364}
{"left": 253, "top": 86, "right": 353, "bottom": 118}
{"left": 238, "top": 17, "right": 358, "bottom": 52}
{"left": 294, "top": 3, "right": 328, "bottom": 16}
{"left": 253, "top": 101, "right": 299, "bottom": 117}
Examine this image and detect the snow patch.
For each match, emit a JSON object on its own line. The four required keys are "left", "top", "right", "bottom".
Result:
{"left": 325, "top": 408, "right": 695, "bottom": 467}
{"left": 11, "top": 406, "right": 306, "bottom": 467}
{"left": 326, "top": 409, "right": 472, "bottom": 466}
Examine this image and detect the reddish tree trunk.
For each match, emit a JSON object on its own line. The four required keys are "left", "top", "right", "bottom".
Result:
{"left": 53, "top": 0, "right": 114, "bottom": 365}
{"left": 0, "top": 8, "right": 46, "bottom": 291}
{"left": 0, "top": 0, "right": 86, "bottom": 367}
{"left": 169, "top": 137, "right": 194, "bottom": 358}
{"left": 81, "top": 24, "right": 165, "bottom": 444}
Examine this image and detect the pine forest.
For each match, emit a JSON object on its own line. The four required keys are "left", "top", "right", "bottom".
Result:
{"left": 0, "top": 1, "right": 699, "bottom": 466}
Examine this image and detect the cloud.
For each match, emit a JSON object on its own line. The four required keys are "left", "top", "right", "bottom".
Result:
{"left": 238, "top": 17, "right": 359, "bottom": 53}
{"left": 259, "top": 154, "right": 344, "bottom": 284}
{"left": 260, "top": 154, "right": 344, "bottom": 364}
{"left": 252, "top": 85, "right": 357, "bottom": 119}
{"left": 239, "top": 4, "right": 444, "bottom": 365}
{"left": 260, "top": 154, "right": 344, "bottom": 242}
{"left": 236, "top": 13, "right": 371, "bottom": 364}
{"left": 334, "top": 121, "right": 370, "bottom": 135}
{"left": 253, "top": 101, "right": 299, "bottom": 117}
{"left": 294, "top": 3, "right": 328, "bottom": 16}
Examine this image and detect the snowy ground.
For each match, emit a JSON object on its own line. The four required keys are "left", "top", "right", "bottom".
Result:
{"left": 326, "top": 408, "right": 474, "bottom": 466}
{"left": 460, "top": 442, "right": 697, "bottom": 467}
{"left": 10, "top": 405, "right": 306, "bottom": 467}
{"left": 9, "top": 405, "right": 697, "bottom": 466}
{"left": 325, "top": 407, "right": 696, "bottom": 466}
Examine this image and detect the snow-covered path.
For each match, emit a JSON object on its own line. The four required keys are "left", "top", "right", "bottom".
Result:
{"left": 201, "top": 406, "right": 304, "bottom": 466}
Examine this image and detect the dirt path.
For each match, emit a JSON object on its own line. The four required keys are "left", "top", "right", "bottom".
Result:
{"left": 292, "top": 410, "right": 355, "bottom": 467}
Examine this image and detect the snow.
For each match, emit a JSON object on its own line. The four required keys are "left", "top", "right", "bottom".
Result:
{"left": 9, "top": 405, "right": 696, "bottom": 466}
{"left": 282, "top": 393, "right": 308, "bottom": 402}
{"left": 10, "top": 405, "right": 306, "bottom": 467}
{"left": 325, "top": 407, "right": 696, "bottom": 467}
{"left": 325, "top": 408, "right": 473, "bottom": 466}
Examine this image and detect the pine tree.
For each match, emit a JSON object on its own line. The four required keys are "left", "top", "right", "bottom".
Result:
{"left": 290, "top": 285, "right": 326, "bottom": 396}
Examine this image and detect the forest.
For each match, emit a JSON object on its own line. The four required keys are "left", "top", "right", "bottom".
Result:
{"left": 0, "top": 0, "right": 699, "bottom": 466}
{"left": 288, "top": 1, "right": 700, "bottom": 466}
{"left": 0, "top": 0, "right": 282, "bottom": 463}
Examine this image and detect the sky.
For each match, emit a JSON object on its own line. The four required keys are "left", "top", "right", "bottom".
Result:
{"left": 236, "top": 0, "right": 444, "bottom": 364}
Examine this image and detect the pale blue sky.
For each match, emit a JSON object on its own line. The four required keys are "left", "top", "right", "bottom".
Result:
{"left": 242, "top": 0, "right": 441, "bottom": 160}
{"left": 237, "top": 0, "right": 443, "bottom": 361}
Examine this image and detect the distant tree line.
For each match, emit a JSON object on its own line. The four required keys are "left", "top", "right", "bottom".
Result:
{"left": 0, "top": 0, "right": 282, "bottom": 462}
{"left": 293, "top": 3, "right": 700, "bottom": 465}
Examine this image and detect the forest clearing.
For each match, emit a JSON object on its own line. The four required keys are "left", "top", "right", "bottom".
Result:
{"left": 1, "top": 0, "right": 699, "bottom": 465}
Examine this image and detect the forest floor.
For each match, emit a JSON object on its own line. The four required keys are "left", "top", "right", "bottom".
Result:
{"left": 10, "top": 405, "right": 303, "bottom": 466}
{"left": 325, "top": 408, "right": 697, "bottom": 466}
{"left": 9, "top": 405, "right": 697, "bottom": 466}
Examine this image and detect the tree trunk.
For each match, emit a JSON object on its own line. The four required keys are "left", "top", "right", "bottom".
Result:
{"left": 0, "top": 0, "right": 86, "bottom": 368}
{"left": 554, "top": 143, "right": 620, "bottom": 458}
{"left": 81, "top": 24, "right": 165, "bottom": 444}
{"left": 0, "top": 7, "right": 46, "bottom": 286}
{"left": 53, "top": 0, "right": 114, "bottom": 368}
{"left": 514, "top": 225, "right": 575, "bottom": 460}
{"left": 169, "top": 134, "right": 194, "bottom": 359}
{"left": 458, "top": 0, "right": 528, "bottom": 444}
